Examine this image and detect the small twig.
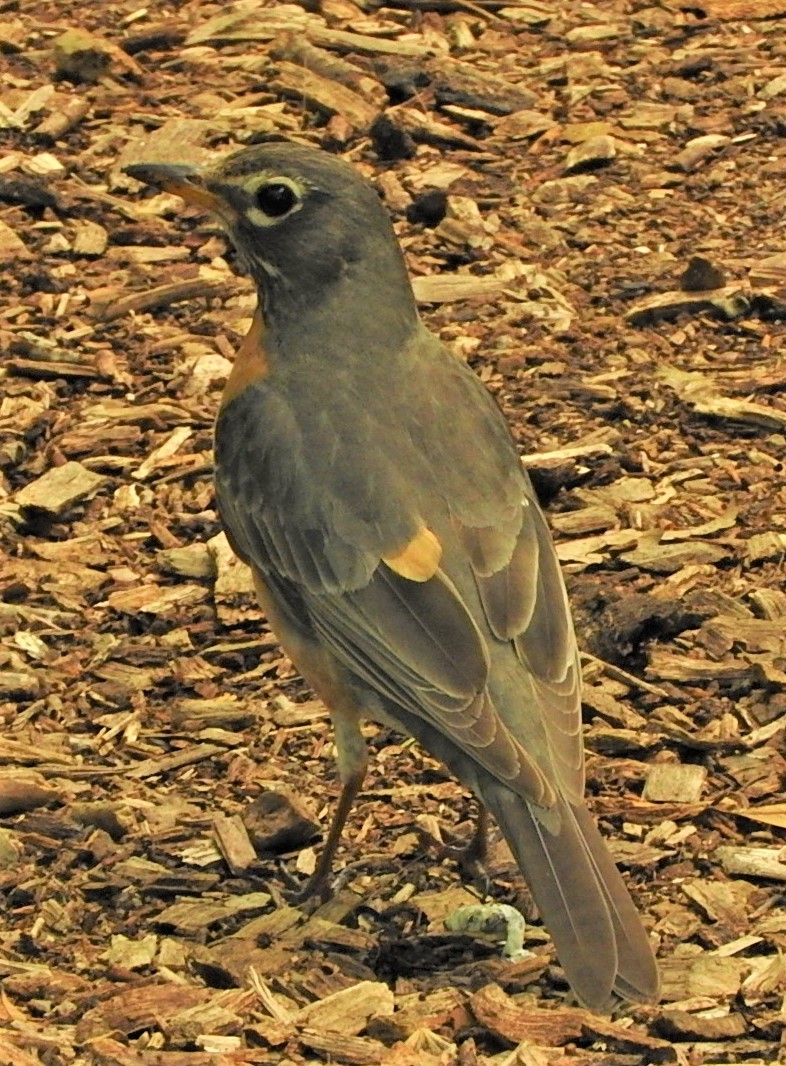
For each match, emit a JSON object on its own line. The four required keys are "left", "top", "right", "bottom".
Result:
{"left": 580, "top": 652, "right": 672, "bottom": 699}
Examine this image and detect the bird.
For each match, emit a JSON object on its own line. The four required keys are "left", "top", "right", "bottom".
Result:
{"left": 125, "top": 141, "right": 660, "bottom": 1010}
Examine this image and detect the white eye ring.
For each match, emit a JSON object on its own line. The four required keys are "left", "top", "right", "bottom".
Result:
{"left": 246, "top": 176, "right": 304, "bottom": 226}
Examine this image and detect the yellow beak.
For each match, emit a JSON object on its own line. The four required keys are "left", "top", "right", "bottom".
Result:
{"left": 125, "top": 162, "right": 224, "bottom": 214}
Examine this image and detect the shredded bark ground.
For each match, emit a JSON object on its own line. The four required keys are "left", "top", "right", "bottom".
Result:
{"left": 1, "top": 1, "right": 786, "bottom": 1063}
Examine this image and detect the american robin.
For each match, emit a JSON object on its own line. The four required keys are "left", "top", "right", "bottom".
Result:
{"left": 126, "top": 142, "right": 659, "bottom": 1010}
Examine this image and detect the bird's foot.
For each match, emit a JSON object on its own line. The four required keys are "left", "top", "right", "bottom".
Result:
{"left": 415, "top": 823, "right": 490, "bottom": 896}
{"left": 277, "top": 861, "right": 334, "bottom": 905}
{"left": 445, "top": 838, "right": 491, "bottom": 897}
{"left": 451, "top": 838, "right": 490, "bottom": 889}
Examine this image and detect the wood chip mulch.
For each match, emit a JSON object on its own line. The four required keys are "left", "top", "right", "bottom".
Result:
{"left": 2, "top": 0, "right": 786, "bottom": 1063}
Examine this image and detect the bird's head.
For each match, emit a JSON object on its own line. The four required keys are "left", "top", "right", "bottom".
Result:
{"left": 125, "top": 142, "right": 417, "bottom": 343}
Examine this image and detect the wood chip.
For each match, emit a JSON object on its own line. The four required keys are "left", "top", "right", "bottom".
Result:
{"left": 565, "top": 134, "right": 617, "bottom": 173}
{"left": 213, "top": 812, "right": 258, "bottom": 874}
{"left": 71, "top": 219, "right": 108, "bottom": 256}
{"left": 124, "top": 743, "right": 229, "bottom": 780}
{"left": 52, "top": 27, "right": 143, "bottom": 83}
{"left": 88, "top": 277, "right": 246, "bottom": 321}
{"left": 300, "top": 1029, "right": 388, "bottom": 1065}
{"left": 643, "top": 763, "right": 707, "bottom": 804}
{"left": 297, "top": 981, "right": 395, "bottom": 1035}
{"left": 154, "top": 892, "right": 271, "bottom": 934}
{"left": 620, "top": 535, "right": 731, "bottom": 573}
{"left": 76, "top": 984, "right": 212, "bottom": 1040}
{"left": 133, "top": 425, "right": 193, "bottom": 480}
{"left": 14, "top": 460, "right": 104, "bottom": 514}
{"left": 242, "top": 789, "right": 320, "bottom": 855}
{"left": 670, "top": 134, "right": 730, "bottom": 173}
{"left": 657, "top": 1010, "right": 747, "bottom": 1041}
{"left": 0, "top": 773, "right": 60, "bottom": 814}
{"left": 659, "top": 955, "right": 750, "bottom": 1001}
{"left": 412, "top": 273, "right": 509, "bottom": 303}
{"left": 270, "top": 61, "right": 379, "bottom": 131}
{"left": 716, "top": 846, "right": 786, "bottom": 882}
{"left": 470, "top": 984, "right": 583, "bottom": 1046}
{"left": 0, "top": 218, "right": 33, "bottom": 259}
{"left": 626, "top": 286, "right": 749, "bottom": 326}
{"left": 698, "top": 0, "right": 786, "bottom": 18}
{"left": 106, "top": 583, "right": 210, "bottom": 616}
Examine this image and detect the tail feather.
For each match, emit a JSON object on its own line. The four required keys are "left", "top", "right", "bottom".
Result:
{"left": 571, "top": 803, "right": 660, "bottom": 1003}
{"left": 484, "top": 781, "right": 659, "bottom": 1009}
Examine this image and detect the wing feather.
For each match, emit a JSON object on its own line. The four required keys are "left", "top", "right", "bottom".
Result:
{"left": 464, "top": 488, "right": 584, "bottom": 803}
{"left": 215, "top": 353, "right": 582, "bottom": 806}
{"left": 471, "top": 508, "right": 539, "bottom": 640}
{"left": 307, "top": 573, "right": 554, "bottom": 802}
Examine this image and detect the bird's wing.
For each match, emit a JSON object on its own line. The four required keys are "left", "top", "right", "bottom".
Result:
{"left": 458, "top": 494, "right": 584, "bottom": 803}
{"left": 216, "top": 358, "right": 583, "bottom": 806}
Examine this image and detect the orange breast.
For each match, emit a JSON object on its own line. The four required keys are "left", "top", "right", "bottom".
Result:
{"left": 220, "top": 306, "right": 270, "bottom": 410}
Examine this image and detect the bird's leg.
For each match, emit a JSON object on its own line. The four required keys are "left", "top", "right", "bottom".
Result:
{"left": 457, "top": 802, "right": 489, "bottom": 878}
{"left": 415, "top": 801, "right": 490, "bottom": 888}
{"left": 248, "top": 567, "right": 373, "bottom": 902}
{"left": 285, "top": 769, "right": 364, "bottom": 902}
{"left": 285, "top": 704, "right": 368, "bottom": 903}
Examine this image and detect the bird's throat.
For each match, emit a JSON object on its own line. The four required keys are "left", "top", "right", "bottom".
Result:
{"left": 259, "top": 266, "right": 421, "bottom": 372}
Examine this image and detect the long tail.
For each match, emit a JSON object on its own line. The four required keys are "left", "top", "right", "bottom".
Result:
{"left": 482, "top": 780, "right": 660, "bottom": 1010}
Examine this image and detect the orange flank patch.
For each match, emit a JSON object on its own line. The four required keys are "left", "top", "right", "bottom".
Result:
{"left": 383, "top": 526, "right": 442, "bottom": 582}
{"left": 220, "top": 306, "right": 270, "bottom": 410}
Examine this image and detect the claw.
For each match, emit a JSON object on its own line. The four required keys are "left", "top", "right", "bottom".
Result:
{"left": 277, "top": 860, "right": 334, "bottom": 905}
{"left": 416, "top": 804, "right": 491, "bottom": 894}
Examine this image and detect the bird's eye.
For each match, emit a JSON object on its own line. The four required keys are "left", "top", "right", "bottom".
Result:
{"left": 255, "top": 181, "right": 298, "bottom": 218}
